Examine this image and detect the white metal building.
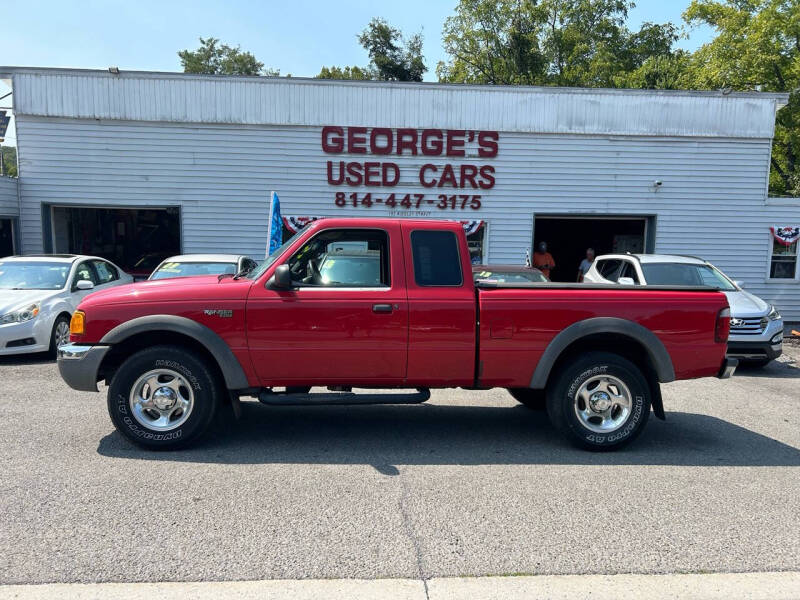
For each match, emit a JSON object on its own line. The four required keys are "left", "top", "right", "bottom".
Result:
{"left": 1, "top": 67, "right": 798, "bottom": 319}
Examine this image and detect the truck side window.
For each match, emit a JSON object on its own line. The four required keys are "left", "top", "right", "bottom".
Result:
{"left": 287, "top": 229, "right": 390, "bottom": 288}
{"left": 411, "top": 230, "right": 463, "bottom": 286}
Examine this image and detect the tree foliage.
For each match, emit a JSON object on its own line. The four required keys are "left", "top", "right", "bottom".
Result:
{"left": 316, "top": 18, "right": 426, "bottom": 81}
{"left": 683, "top": 0, "right": 800, "bottom": 196}
{"left": 178, "top": 37, "right": 278, "bottom": 76}
{"left": 0, "top": 146, "right": 16, "bottom": 178}
{"left": 437, "top": 0, "right": 680, "bottom": 86}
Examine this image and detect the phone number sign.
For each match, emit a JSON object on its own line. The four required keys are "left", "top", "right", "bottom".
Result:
{"left": 322, "top": 126, "right": 498, "bottom": 212}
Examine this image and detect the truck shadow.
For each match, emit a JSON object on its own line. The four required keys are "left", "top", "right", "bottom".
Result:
{"left": 96, "top": 402, "right": 800, "bottom": 470}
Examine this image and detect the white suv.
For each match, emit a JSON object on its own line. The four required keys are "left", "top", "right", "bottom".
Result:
{"left": 0, "top": 254, "right": 132, "bottom": 356}
{"left": 584, "top": 254, "right": 783, "bottom": 367}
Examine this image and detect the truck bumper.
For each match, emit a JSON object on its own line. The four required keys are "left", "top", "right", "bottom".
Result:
{"left": 57, "top": 343, "right": 110, "bottom": 392}
{"left": 717, "top": 358, "right": 738, "bottom": 379}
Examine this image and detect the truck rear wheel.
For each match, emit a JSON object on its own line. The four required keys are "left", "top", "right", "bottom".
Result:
{"left": 107, "top": 346, "right": 221, "bottom": 449}
{"left": 546, "top": 352, "right": 651, "bottom": 451}
{"left": 508, "top": 388, "right": 546, "bottom": 410}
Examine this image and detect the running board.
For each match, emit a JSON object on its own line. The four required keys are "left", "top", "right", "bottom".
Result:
{"left": 257, "top": 388, "right": 431, "bottom": 406}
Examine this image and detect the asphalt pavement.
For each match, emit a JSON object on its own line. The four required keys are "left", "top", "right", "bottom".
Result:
{"left": 0, "top": 348, "right": 798, "bottom": 585}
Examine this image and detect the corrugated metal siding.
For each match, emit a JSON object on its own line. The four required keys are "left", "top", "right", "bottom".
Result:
{"left": 0, "top": 176, "right": 19, "bottom": 216}
{"left": 15, "top": 116, "right": 800, "bottom": 319}
{"left": 7, "top": 70, "right": 784, "bottom": 138}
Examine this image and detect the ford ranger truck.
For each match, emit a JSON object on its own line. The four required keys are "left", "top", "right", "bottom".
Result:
{"left": 57, "top": 218, "right": 736, "bottom": 451}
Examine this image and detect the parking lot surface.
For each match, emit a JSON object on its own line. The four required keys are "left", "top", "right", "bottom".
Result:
{"left": 1, "top": 348, "right": 799, "bottom": 584}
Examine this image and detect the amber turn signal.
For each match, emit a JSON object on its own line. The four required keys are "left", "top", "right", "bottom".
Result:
{"left": 70, "top": 311, "right": 86, "bottom": 336}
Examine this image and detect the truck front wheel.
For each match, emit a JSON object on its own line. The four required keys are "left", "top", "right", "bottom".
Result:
{"left": 107, "top": 346, "right": 221, "bottom": 449}
{"left": 546, "top": 352, "right": 651, "bottom": 451}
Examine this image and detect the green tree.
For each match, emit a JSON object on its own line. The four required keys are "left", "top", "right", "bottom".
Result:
{"left": 316, "top": 18, "right": 427, "bottom": 81}
{"left": 683, "top": 0, "right": 800, "bottom": 196}
{"left": 437, "top": 0, "right": 680, "bottom": 87}
{"left": 0, "top": 146, "right": 17, "bottom": 178}
{"left": 317, "top": 65, "right": 374, "bottom": 80}
{"left": 178, "top": 37, "right": 278, "bottom": 76}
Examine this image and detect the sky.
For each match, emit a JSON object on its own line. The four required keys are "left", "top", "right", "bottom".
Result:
{"left": 0, "top": 0, "right": 713, "bottom": 147}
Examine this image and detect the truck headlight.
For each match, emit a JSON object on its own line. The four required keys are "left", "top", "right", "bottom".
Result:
{"left": 0, "top": 303, "right": 41, "bottom": 324}
{"left": 768, "top": 305, "right": 781, "bottom": 321}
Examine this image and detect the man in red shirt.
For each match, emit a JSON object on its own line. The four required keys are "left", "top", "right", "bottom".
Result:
{"left": 533, "top": 241, "right": 556, "bottom": 280}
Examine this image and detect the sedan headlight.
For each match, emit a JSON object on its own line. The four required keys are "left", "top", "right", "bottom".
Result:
{"left": 0, "top": 303, "right": 41, "bottom": 324}
{"left": 768, "top": 305, "right": 781, "bottom": 321}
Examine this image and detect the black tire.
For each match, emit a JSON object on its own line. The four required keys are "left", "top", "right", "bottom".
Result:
{"left": 48, "top": 314, "right": 71, "bottom": 357}
{"left": 508, "top": 388, "right": 546, "bottom": 410}
{"left": 546, "top": 352, "right": 651, "bottom": 451}
{"left": 107, "top": 345, "right": 221, "bottom": 449}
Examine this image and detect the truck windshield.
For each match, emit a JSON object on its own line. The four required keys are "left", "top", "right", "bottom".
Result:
{"left": 0, "top": 261, "right": 71, "bottom": 290}
{"left": 245, "top": 228, "right": 307, "bottom": 280}
{"left": 640, "top": 263, "right": 737, "bottom": 290}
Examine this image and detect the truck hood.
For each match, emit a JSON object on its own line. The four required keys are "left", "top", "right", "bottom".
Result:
{"left": 0, "top": 289, "right": 61, "bottom": 314}
{"left": 722, "top": 289, "right": 770, "bottom": 318}
{"left": 79, "top": 275, "right": 253, "bottom": 308}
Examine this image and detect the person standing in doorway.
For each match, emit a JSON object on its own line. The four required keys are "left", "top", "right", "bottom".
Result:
{"left": 533, "top": 241, "right": 556, "bottom": 280}
{"left": 577, "top": 248, "right": 595, "bottom": 282}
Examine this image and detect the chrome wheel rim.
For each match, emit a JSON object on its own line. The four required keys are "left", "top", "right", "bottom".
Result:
{"left": 129, "top": 368, "right": 194, "bottom": 432}
{"left": 573, "top": 374, "right": 632, "bottom": 434}
{"left": 54, "top": 320, "right": 70, "bottom": 347}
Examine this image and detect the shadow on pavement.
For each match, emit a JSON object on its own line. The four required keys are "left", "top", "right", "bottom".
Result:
{"left": 0, "top": 352, "right": 53, "bottom": 366}
{"left": 97, "top": 402, "right": 800, "bottom": 470}
{"left": 734, "top": 357, "right": 800, "bottom": 378}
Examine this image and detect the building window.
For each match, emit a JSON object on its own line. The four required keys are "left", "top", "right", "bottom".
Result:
{"left": 769, "top": 237, "right": 798, "bottom": 279}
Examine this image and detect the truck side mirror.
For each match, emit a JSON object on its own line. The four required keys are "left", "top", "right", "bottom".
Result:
{"left": 271, "top": 264, "right": 293, "bottom": 289}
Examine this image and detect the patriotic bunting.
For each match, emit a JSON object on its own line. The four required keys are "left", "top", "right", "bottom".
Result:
{"left": 770, "top": 226, "right": 800, "bottom": 246}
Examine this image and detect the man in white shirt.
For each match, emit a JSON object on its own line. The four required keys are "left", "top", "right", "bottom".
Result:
{"left": 577, "top": 248, "right": 595, "bottom": 282}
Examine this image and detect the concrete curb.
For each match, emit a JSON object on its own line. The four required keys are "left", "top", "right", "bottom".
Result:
{"left": 2, "top": 572, "right": 800, "bottom": 600}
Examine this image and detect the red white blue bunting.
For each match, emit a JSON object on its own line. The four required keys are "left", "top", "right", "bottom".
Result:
{"left": 770, "top": 226, "right": 800, "bottom": 246}
{"left": 284, "top": 216, "right": 485, "bottom": 236}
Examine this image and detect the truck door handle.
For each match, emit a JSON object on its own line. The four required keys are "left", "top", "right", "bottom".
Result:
{"left": 372, "top": 303, "right": 394, "bottom": 313}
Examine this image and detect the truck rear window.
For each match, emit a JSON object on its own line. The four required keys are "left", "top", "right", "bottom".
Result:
{"left": 411, "top": 230, "right": 462, "bottom": 286}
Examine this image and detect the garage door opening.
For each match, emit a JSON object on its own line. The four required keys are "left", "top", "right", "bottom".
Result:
{"left": 0, "top": 218, "right": 14, "bottom": 257}
{"left": 533, "top": 216, "right": 652, "bottom": 282}
{"left": 49, "top": 206, "right": 181, "bottom": 276}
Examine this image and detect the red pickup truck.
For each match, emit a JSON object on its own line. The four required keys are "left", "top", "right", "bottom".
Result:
{"left": 58, "top": 218, "right": 735, "bottom": 451}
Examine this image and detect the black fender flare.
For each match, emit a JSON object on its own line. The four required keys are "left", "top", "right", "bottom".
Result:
{"left": 100, "top": 315, "right": 250, "bottom": 390}
{"left": 529, "top": 317, "right": 675, "bottom": 389}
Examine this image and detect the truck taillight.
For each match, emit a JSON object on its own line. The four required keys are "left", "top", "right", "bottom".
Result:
{"left": 715, "top": 308, "right": 731, "bottom": 343}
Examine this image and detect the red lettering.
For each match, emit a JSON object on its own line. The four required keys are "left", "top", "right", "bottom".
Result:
{"left": 421, "top": 129, "right": 443, "bottom": 156}
{"left": 396, "top": 129, "right": 418, "bottom": 155}
{"left": 327, "top": 161, "right": 345, "bottom": 185}
{"left": 478, "top": 165, "right": 495, "bottom": 189}
{"left": 446, "top": 130, "right": 466, "bottom": 157}
{"left": 369, "top": 128, "right": 393, "bottom": 155}
{"left": 382, "top": 163, "right": 400, "bottom": 186}
{"left": 347, "top": 127, "right": 368, "bottom": 154}
{"left": 345, "top": 162, "right": 363, "bottom": 185}
{"left": 419, "top": 164, "right": 437, "bottom": 187}
{"left": 437, "top": 164, "right": 458, "bottom": 188}
{"left": 460, "top": 164, "right": 478, "bottom": 188}
{"left": 322, "top": 126, "right": 344, "bottom": 153}
{"left": 363, "top": 162, "right": 381, "bottom": 186}
{"left": 478, "top": 131, "right": 499, "bottom": 158}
